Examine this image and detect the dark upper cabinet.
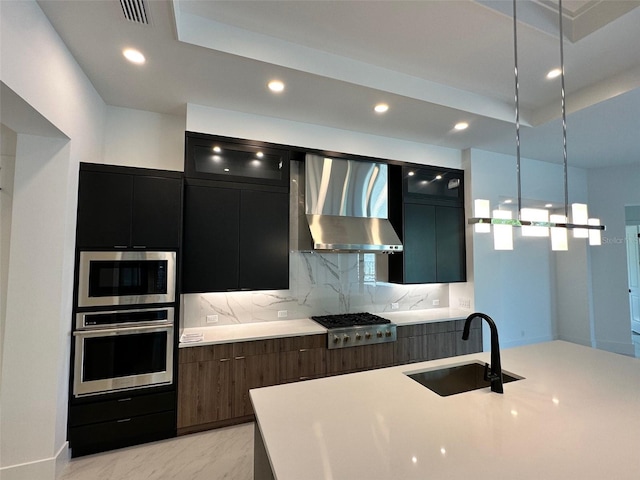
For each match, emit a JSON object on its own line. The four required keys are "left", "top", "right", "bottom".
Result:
{"left": 185, "top": 132, "right": 290, "bottom": 187}
{"left": 76, "top": 164, "right": 182, "bottom": 249}
{"left": 182, "top": 182, "right": 289, "bottom": 293}
{"left": 239, "top": 189, "right": 289, "bottom": 290}
{"left": 388, "top": 165, "right": 466, "bottom": 284}
{"left": 182, "top": 185, "right": 241, "bottom": 293}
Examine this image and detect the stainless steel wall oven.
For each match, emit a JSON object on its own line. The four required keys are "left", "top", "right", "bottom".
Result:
{"left": 73, "top": 307, "right": 174, "bottom": 397}
{"left": 77, "top": 251, "right": 176, "bottom": 307}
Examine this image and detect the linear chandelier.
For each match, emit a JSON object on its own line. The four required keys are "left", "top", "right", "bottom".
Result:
{"left": 468, "top": 0, "right": 605, "bottom": 251}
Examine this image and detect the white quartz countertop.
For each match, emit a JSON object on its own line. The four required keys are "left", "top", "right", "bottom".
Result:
{"left": 251, "top": 341, "right": 640, "bottom": 480}
{"left": 179, "top": 308, "right": 471, "bottom": 347}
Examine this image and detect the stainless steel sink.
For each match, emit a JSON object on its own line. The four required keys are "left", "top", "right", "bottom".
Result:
{"left": 406, "top": 361, "right": 523, "bottom": 397}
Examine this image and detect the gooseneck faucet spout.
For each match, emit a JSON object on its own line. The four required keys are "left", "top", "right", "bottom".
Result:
{"left": 462, "top": 313, "right": 504, "bottom": 394}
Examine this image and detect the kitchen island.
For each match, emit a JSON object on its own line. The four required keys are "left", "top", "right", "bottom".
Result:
{"left": 251, "top": 340, "right": 640, "bottom": 479}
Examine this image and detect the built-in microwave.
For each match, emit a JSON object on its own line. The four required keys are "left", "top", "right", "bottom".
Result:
{"left": 73, "top": 307, "right": 174, "bottom": 397}
{"left": 77, "top": 251, "right": 176, "bottom": 308}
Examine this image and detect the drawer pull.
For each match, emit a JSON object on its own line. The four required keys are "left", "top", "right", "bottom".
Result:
{"left": 117, "top": 418, "right": 132, "bottom": 423}
{"left": 118, "top": 397, "right": 132, "bottom": 402}
{"left": 235, "top": 356, "right": 245, "bottom": 360}
{"left": 299, "top": 349, "right": 309, "bottom": 352}
{"left": 219, "top": 358, "right": 230, "bottom": 362}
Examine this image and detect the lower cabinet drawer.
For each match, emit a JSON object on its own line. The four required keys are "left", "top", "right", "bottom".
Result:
{"left": 69, "top": 410, "right": 176, "bottom": 457}
{"left": 69, "top": 391, "right": 176, "bottom": 427}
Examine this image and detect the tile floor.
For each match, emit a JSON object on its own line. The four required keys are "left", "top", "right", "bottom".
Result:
{"left": 58, "top": 423, "right": 254, "bottom": 480}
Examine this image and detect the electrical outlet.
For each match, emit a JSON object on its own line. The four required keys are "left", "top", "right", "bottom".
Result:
{"left": 459, "top": 298, "right": 471, "bottom": 309}
{"left": 206, "top": 314, "right": 218, "bottom": 324}
{"left": 432, "top": 299, "right": 440, "bottom": 306}
{"left": 391, "top": 302, "right": 399, "bottom": 310}
{"left": 277, "top": 310, "right": 288, "bottom": 318}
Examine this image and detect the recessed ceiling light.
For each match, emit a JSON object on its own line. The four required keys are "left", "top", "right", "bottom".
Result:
{"left": 435, "top": 175, "right": 442, "bottom": 180}
{"left": 256, "top": 151, "right": 264, "bottom": 158}
{"left": 268, "top": 80, "right": 285, "bottom": 93}
{"left": 122, "top": 48, "right": 145, "bottom": 64}
{"left": 213, "top": 146, "right": 221, "bottom": 153}
{"left": 374, "top": 103, "right": 389, "bottom": 113}
{"left": 546, "top": 68, "right": 561, "bottom": 79}
{"left": 408, "top": 171, "right": 415, "bottom": 176}
{"left": 504, "top": 199, "right": 513, "bottom": 204}
{"left": 454, "top": 122, "right": 469, "bottom": 131}
{"left": 545, "top": 203, "right": 553, "bottom": 208}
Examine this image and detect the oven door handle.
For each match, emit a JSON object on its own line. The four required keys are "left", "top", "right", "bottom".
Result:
{"left": 73, "top": 324, "right": 173, "bottom": 336}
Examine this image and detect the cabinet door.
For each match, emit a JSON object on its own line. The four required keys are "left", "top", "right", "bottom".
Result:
{"left": 76, "top": 171, "right": 133, "bottom": 248}
{"left": 239, "top": 190, "right": 289, "bottom": 290}
{"left": 435, "top": 206, "right": 466, "bottom": 283}
{"left": 177, "top": 358, "right": 233, "bottom": 427}
{"left": 182, "top": 185, "right": 240, "bottom": 292}
{"left": 233, "top": 353, "right": 279, "bottom": 417}
{"left": 131, "top": 176, "right": 182, "bottom": 248}
{"left": 403, "top": 203, "right": 437, "bottom": 283}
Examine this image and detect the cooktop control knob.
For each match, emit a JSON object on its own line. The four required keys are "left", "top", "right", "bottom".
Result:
{"left": 333, "top": 335, "right": 340, "bottom": 344}
{"left": 355, "top": 333, "right": 362, "bottom": 341}
{"left": 365, "top": 332, "right": 372, "bottom": 339}
{"left": 385, "top": 330, "right": 392, "bottom": 337}
{"left": 376, "top": 331, "right": 383, "bottom": 338}
{"left": 343, "top": 334, "right": 350, "bottom": 343}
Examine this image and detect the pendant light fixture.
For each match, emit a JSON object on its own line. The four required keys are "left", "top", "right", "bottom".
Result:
{"left": 468, "top": 0, "right": 605, "bottom": 250}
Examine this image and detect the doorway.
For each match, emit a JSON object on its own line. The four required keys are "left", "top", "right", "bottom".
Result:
{"left": 625, "top": 206, "right": 640, "bottom": 357}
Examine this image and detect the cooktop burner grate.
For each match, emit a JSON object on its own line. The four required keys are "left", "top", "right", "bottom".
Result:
{"left": 311, "top": 312, "right": 390, "bottom": 329}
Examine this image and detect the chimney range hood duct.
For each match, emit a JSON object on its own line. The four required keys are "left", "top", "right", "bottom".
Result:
{"left": 303, "top": 154, "right": 403, "bottom": 253}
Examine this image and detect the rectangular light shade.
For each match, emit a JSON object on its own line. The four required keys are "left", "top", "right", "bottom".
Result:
{"left": 493, "top": 210, "right": 513, "bottom": 250}
{"left": 474, "top": 199, "right": 491, "bottom": 233}
{"left": 521, "top": 208, "right": 549, "bottom": 237}
{"left": 588, "top": 218, "right": 602, "bottom": 245}
{"left": 550, "top": 214, "right": 568, "bottom": 251}
{"left": 572, "top": 203, "right": 589, "bottom": 238}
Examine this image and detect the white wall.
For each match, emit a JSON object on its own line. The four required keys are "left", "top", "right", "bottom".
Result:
{"left": 186, "top": 103, "right": 462, "bottom": 169}
{"left": 0, "top": 1, "right": 105, "bottom": 478}
{"left": 102, "top": 106, "right": 185, "bottom": 171}
{"left": 468, "top": 148, "right": 589, "bottom": 350}
{"left": 588, "top": 163, "right": 640, "bottom": 355}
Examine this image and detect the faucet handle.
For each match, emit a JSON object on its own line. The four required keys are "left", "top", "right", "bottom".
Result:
{"left": 484, "top": 362, "right": 499, "bottom": 381}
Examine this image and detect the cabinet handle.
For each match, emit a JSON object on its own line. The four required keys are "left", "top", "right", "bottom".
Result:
{"left": 235, "top": 356, "right": 245, "bottom": 360}
{"left": 299, "top": 349, "right": 309, "bottom": 352}
{"left": 117, "top": 418, "right": 131, "bottom": 423}
{"left": 133, "top": 245, "right": 146, "bottom": 249}
{"left": 117, "top": 397, "right": 132, "bottom": 402}
{"left": 113, "top": 245, "right": 128, "bottom": 249}
{"left": 219, "top": 358, "right": 230, "bottom": 362}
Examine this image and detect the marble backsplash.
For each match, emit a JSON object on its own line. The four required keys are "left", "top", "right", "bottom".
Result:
{"left": 181, "top": 252, "right": 449, "bottom": 328}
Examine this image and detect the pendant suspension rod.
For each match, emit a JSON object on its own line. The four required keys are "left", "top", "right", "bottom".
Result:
{"left": 512, "top": 0, "right": 522, "bottom": 216}
{"left": 558, "top": 0, "right": 569, "bottom": 219}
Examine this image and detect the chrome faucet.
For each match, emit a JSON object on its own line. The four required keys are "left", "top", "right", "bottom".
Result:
{"left": 462, "top": 313, "right": 503, "bottom": 394}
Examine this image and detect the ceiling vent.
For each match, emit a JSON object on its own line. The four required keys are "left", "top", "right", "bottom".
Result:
{"left": 120, "top": 0, "right": 149, "bottom": 25}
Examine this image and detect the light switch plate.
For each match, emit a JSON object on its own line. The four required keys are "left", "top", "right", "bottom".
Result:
{"left": 278, "top": 310, "right": 288, "bottom": 318}
{"left": 432, "top": 299, "right": 440, "bottom": 306}
{"left": 206, "top": 314, "right": 218, "bottom": 324}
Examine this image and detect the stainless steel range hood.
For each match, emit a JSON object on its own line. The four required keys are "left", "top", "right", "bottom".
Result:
{"left": 302, "top": 154, "right": 403, "bottom": 253}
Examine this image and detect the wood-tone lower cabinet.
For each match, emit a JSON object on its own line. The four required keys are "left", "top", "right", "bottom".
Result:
{"left": 233, "top": 339, "right": 280, "bottom": 417}
{"left": 279, "top": 335, "right": 326, "bottom": 382}
{"left": 177, "top": 322, "right": 482, "bottom": 433}
{"left": 177, "top": 343, "right": 233, "bottom": 429}
{"left": 326, "top": 343, "right": 395, "bottom": 375}
{"left": 396, "top": 320, "right": 482, "bottom": 365}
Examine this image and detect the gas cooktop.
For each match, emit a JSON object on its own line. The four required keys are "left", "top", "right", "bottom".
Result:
{"left": 311, "top": 312, "right": 396, "bottom": 349}
{"left": 311, "top": 312, "right": 391, "bottom": 329}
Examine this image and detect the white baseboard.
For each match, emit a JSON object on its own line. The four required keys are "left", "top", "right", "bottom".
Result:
{"left": 0, "top": 441, "right": 69, "bottom": 480}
